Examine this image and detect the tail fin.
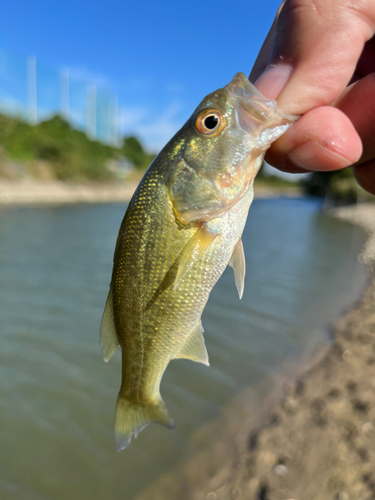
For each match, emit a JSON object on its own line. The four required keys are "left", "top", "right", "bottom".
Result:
{"left": 115, "top": 393, "right": 174, "bottom": 451}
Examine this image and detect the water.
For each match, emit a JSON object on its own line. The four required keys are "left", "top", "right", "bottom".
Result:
{"left": 0, "top": 198, "right": 367, "bottom": 500}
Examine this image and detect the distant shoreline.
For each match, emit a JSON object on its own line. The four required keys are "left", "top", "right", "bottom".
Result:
{"left": 0, "top": 179, "right": 301, "bottom": 206}
{"left": 0, "top": 179, "right": 139, "bottom": 206}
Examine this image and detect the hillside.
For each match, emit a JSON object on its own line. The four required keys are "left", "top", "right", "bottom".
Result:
{"left": 0, "top": 113, "right": 154, "bottom": 181}
{"left": 0, "top": 111, "right": 370, "bottom": 206}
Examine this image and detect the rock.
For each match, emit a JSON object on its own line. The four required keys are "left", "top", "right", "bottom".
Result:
{"left": 274, "top": 464, "right": 288, "bottom": 476}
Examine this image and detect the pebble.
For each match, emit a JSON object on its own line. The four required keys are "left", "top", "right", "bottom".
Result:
{"left": 362, "top": 421, "right": 373, "bottom": 433}
{"left": 342, "top": 350, "right": 359, "bottom": 366}
{"left": 342, "top": 350, "right": 353, "bottom": 362}
{"left": 338, "top": 492, "right": 349, "bottom": 500}
{"left": 258, "top": 451, "right": 276, "bottom": 466}
{"left": 274, "top": 464, "right": 288, "bottom": 476}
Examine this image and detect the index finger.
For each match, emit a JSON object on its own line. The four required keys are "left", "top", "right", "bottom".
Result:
{"left": 252, "top": 0, "right": 375, "bottom": 113}
{"left": 249, "top": 8, "right": 280, "bottom": 83}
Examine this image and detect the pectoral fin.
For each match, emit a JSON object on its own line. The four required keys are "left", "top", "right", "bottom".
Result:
{"left": 174, "top": 223, "right": 219, "bottom": 289}
{"left": 229, "top": 238, "right": 246, "bottom": 300}
{"left": 100, "top": 287, "right": 120, "bottom": 362}
{"left": 173, "top": 322, "right": 209, "bottom": 366}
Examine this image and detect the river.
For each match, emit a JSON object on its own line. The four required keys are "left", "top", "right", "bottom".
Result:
{"left": 0, "top": 197, "right": 367, "bottom": 500}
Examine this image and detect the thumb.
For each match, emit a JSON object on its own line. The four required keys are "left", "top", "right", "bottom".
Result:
{"left": 252, "top": 0, "right": 375, "bottom": 114}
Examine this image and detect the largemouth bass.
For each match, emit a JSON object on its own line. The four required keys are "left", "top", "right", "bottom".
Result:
{"left": 101, "top": 73, "right": 295, "bottom": 450}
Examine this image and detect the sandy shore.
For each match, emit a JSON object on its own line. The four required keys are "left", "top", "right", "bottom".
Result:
{"left": 0, "top": 179, "right": 301, "bottom": 206}
{"left": 0, "top": 179, "right": 140, "bottom": 206}
{"left": 136, "top": 203, "right": 375, "bottom": 500}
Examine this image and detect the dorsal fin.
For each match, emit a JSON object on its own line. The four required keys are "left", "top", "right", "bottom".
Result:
{"left": 100, "top": 287, "right": 120, "bottom": 362}
{"left": 174, "top": 223, "right": 219, "bottom": 289}
{"left": 229, "top": 238, "right": 246, "bottom": 300}
{"left": 173, "top": 322, "right": 209, "bottom": 366}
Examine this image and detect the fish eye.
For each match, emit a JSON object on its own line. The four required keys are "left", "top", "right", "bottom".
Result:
{"left": 204, "top": 115, "right": 218, "bottom": 129}
{"left": 195, "top": 109, "right": 225, "bottom": 135}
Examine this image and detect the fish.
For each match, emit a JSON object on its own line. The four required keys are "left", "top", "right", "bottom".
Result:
{"left": 100, "top": 72, "right": 296, "bottom": 450}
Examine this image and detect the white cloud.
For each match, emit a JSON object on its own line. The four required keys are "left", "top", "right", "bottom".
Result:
{"left": 0, "top": 94, "right": 27, "bottom": 120}
{"left": 118, "top": 106, "right": 149, "bottom": 131}
{"left": 120, "top": 78, "right": 152, "bottom": 92}
{"left": 68, "top": 108, "right": 87, "bottom": 129}
{"left": 0, "top": 48, "right": 187, "bottom": 152}
{"left": 0, "top": 49, "right": 29, "bottom": 102}
{"left": 132, "top": 102, "right": 184, "bottom": 151}
{"left": 65, "top": 65, "right": 113, "bottom": 88}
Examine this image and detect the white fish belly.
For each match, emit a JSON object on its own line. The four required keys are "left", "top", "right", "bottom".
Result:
{"left": 156, "top": 186, "right": 254, "bottom": 353}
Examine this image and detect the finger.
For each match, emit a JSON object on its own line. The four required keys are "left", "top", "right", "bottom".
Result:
{"left": 354, "top": 36, "right": 375, "bottom": 80}
{"left": 354, "top": 159, "right": 375, "bottom": 196}
{"left": 334, "top": 73, "right": 375, "bottom": 166}
{"left": 249, "top": 3, "right": 283, "bottom": 83}
{"left": 254, "top": 0, "right": 375, "bottom": 113}
{"left": 264, "top": 106, "right": 362, "bottom": 172}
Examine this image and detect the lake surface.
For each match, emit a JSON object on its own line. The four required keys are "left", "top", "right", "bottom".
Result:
{"left": 0, "top": 198, "right": 368, "bottom": 500}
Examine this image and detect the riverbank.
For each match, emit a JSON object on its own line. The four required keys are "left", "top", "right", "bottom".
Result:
{"left": 0, "top": 179, "right": 140, "bottom": 206}
{"left": 0, "top": 179, "right": 301, "bottom": 206}
{"left": 136, "top": 202, "right": 375, "bottom": 500}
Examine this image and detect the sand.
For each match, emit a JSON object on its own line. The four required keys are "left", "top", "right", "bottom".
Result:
{"left": 0, "top": 179, "right": 139, "bottom": 206}
{"left": 135, "top": 203, "right": 375, "bottom": 500}
{"left": 0, "top": 179, "right": 300, "bottom": 206}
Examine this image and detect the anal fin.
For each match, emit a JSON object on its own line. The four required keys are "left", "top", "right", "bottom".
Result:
{"left": 173, "top": 322, "right": 209, "bottom": 366}
{"left": 100, "top": 287, "right": 120, "bottom": 362}
{"left": 229, "top": 238, "right": 246, "bottom": 300}
{"left": 174, "top": 223, "right": 219, "bottom": 289}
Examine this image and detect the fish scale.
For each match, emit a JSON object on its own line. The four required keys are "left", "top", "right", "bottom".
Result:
{"left": 116, "top": 173, "right": 252, "bottom": 398}
{"left": 100, "top": 72, "right": 297, "bottom": 450}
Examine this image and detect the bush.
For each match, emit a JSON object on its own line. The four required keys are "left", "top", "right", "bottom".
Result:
{"left": 0, "top": 113, "right": 154, "bottom": 181}
{"left": 301, "top": 169, "right": 364, "bottom": 204}
{"left": 122, "top": 136, "right": 155, "bottom": 170}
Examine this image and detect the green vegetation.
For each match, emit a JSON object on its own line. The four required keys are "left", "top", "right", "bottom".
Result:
{"left": 122, "top": 136, "right": 155, "bottom": 170}
{"left": 0, "top": 112, "right": 372, "bottom": 206}
{"left": 302, "top": 169, "right": 371, "bottom": 204}
{"left": 257, "top": 161, "right": 372, "bottom": 204}
{"left": 0, "top": 113, "right": 154, "bottom": 181}
{"left": 254, "top": 161, "right": 302, "bottom": 195}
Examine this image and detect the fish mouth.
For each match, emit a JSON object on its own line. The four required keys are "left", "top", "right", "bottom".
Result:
{"left": 226, "top": 72, "right": 266, "bottom": 101}
{"left": 226, "top": 72, "right": 298, "bottom": 140}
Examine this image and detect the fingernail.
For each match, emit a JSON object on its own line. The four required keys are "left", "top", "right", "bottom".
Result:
{"left": 254, "top": 64, "right": 293, "bottom": 100}
{"left": 288, "top": 141, "right": 353, "bottom": 171}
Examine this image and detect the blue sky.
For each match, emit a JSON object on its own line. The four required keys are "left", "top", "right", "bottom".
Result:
{"left": 0, "top": 0, "right": 282, "bottom": 151}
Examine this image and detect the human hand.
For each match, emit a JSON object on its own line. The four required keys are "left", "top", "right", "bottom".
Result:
{"left": 250, "top": 0, "right": 375, "bottom": 194}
